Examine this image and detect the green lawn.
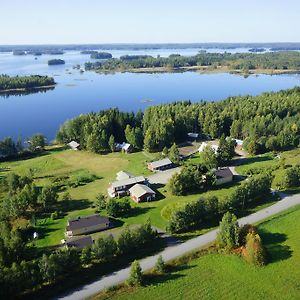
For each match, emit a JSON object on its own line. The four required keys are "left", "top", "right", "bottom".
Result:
{"left": 98, "top": 205, "right": 300, "bottom": 300}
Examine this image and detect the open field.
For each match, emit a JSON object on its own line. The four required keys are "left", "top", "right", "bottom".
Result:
{"left": 96, "top": 204, "right": 300, "bottom": 300}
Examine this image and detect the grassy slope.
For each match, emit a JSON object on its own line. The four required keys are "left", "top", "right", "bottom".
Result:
{"left": 99, "top": 205, "right": 300, "bottom": 300}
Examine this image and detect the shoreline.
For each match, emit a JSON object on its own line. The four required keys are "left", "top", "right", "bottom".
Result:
{"left": 0, "top": 84, "right": 56, "bottom": 94}
{"left": 95, "top": 66, "right": 300, "bottom": 75}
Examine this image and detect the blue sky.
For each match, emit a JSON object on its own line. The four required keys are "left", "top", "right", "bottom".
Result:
{"left": 1, "top": 0, "right": 299, "bottom": 44}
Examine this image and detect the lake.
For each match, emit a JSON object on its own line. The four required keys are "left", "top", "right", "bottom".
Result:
{"left": 0, "top": 50, "right": 300, "bottom": 141}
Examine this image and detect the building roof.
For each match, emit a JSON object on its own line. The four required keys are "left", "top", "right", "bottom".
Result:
{"left": 149, "top": 158, "right": 172, "bottom": 169}
{"left": 116, "top": 170, "right": 134, "bottom": 181}
{"left": 115, "top": 142, "right": 132, "bottom": 151}
{"left": 215, "top": 167, "right": 233, "bottom": 179}
{"left": 199, "top": 142, "right": 219, "bottom": 153}
{"left": 188, "top": 133, "right": 199, "bottom": 138}
{"left": 68, "top": 140, "right": 80, "bottom": 149}
{"left": 129, "top": 184, "right": 156, "bottom": 198}
{"left": 67, "top": 214, "right": 109, "bottom": 232}
{"left": 111, "top": 176, "right": 146, "bottom": 189}
{"left": 66, "top": 236, "right": 93, "bottom": 249}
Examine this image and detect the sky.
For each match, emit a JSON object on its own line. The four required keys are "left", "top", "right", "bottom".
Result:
{"left": 0, "top": 0, "right": 299, "bottom": 45}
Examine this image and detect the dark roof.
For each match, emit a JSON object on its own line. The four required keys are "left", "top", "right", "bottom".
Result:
{"left": 215, "top": 167, "right": 233, "bottom": 179}
{"left": 149, "top": 158, "right": 172, "bottom": 169}
{"left": 67, "top": 214, "right": 109, "bottom": 231}
{"left": 66, "top": 236, "right": 93, "bottom": 249}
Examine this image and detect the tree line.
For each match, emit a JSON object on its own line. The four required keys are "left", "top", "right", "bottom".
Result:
{"left": 0, "top": 134, "right": 46, "bottom": 159}
{"left": 56, "top": 88, "right": 300, "bottom": 154}
{"left": 0, "top": 221, "right": 157, "bottom": 298}
{"left": 0, "top": 75, "right": 55, "bottom": 91}
{"left": 168, "top": 173, "right": 272, "bottom": 233}
{"left": 84, "top": 51, "right": 300, "bottom": 72}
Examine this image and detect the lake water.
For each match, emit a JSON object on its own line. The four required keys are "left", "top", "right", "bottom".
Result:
{"left": 0, "top": 50, "right": 300, "bottom": 141}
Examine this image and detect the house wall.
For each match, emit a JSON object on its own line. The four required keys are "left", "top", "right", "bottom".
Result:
{"left": 132, "top": 193, "right": 155, "bottom": 203}
{"left": 216, "top": 176, "right": 233, "bottom": 186}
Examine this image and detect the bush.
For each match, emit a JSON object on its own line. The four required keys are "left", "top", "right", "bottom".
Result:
{"left": 106, "top": 198, "right": 131, "bottom": 217}
{"left": 216, "top": 212, "right": 239, "bottom": 251}
{"left": 243, "top": 233, "right": 266, "bottom": 266}
{"left": 127, "top": 260, "right": 143, "bottom": 286}
{"left": 50, "top": 211, "right": 59, "bottom": 220}
{"left": 155, "top": 255, "right": 166, "bottom": 274}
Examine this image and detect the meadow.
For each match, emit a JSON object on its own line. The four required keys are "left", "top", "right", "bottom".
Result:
{"left": 96, "top": 204, "right": 300, "bottom": 300}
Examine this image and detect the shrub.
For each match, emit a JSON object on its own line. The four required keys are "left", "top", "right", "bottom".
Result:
{"left": 243, "top": 233, "right": 266, "bottom": 266}
{"left": 216, "top": 212, "right": 239, "bottom": 251}
{"left": 127, "top": 260, "right": 143, "bottom": 286}
{"left": 155, "top": 255, "right": 166, "bottom": 274}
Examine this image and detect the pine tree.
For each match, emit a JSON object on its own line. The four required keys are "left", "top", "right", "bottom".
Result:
{"left": 169, "top": 143, "right": 180, "bottom": 164}
{"left": 108, "top": 135, "right": 115, "bottom": 152}
{"left": 155, "top": 255, "right": 166, "bottom": 274}
{"left": 127, "top": 260, "right": 143, "bottom": 286}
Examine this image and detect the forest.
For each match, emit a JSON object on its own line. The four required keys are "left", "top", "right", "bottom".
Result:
{"left": 56, "top": 87, "right": 300, "bottom": 154}
{"left": 0, "top": 75, "right": 55, "bottom": 92}
{"left": 84, "top": 51, "right": 300, "bottom": 72}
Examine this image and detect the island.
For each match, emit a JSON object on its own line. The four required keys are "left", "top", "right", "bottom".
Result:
{"left": 0, "top": 75, "right": 56, "bottom": 93}
{"left": 84, "top": 51, "right": 300, "bottom": 75}
{"left": 90, "top": 51, "right": 113, "bottom": 59}
{"left": 12, "top": 50, "right": 26, "bottom": 55}
{"left": 48, "top": 59, "right": 65, "bottom": 65}
{"left": 248, "top": 48, "right": 266, "bottom": 52}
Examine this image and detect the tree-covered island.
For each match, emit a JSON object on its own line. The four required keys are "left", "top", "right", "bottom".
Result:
{"left": 0, "top": 75, "right": 56, "bottom": 93}
{"left": 84, "top": 51, "right": 300, "bottom": 74}
{"left": 48, "top": 59, "right": 65, "bottom": 65}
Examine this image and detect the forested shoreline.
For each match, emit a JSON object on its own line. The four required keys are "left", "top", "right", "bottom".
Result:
{"left": 56, "top": 87, "right": 300, "bottom": 154}
{"left": 0, "top": 75, "right": 55, "bottom": 92}
{"left": 84, "top": 51, "right": 300, "bottom": 73}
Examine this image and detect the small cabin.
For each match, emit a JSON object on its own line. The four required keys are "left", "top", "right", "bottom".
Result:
{"left": 147, "top": 158, "right": 173, "bottom": 172}
{"left": 68, "top": 140, "right": 80, "bottom": 151}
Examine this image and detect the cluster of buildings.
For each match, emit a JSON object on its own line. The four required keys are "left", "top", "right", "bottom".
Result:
{"left": 67, "top": 140, "right": 133, "bottom": 153}
{"left": 107, "top": 171, "right": 156, "bottom": 202}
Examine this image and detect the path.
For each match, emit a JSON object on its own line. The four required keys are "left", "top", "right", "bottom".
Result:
{"left": 57, "top": 192, "right": 300, "bottom": 300}
{"left": 147, "top": 167, "right": 181, "bottom": 185}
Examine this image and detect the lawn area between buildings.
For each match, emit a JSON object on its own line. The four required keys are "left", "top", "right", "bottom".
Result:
{"left": 95, "top": 204, "right": 300, "bottom": 300}
{"left": 0, "top": 147, "right": 159, "bottom": 248}
{"left": 1, "top": 146, "right": 297, "bottom": 249}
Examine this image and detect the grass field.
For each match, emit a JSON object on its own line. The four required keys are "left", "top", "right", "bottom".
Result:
{"left": 235, "top": 147, "right": 300, "bottom": 192}
{"left": 96, "top": 205, "right": 300, "bottom": 300}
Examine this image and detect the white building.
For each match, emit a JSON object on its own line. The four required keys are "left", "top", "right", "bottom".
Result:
{"left": 198, "top": 142, "right": 219, "bottom": 154}
{"left": 68, "top": 140, "right": 80, "bottom": 150}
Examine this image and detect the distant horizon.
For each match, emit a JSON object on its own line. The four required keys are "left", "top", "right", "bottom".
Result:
{"left": 1, "top": 42, "right": 300, "bottom": 47}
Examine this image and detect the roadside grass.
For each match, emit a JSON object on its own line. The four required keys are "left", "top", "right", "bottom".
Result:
{"left": 94, "top": 205, "right": 300, "bottom": 300}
